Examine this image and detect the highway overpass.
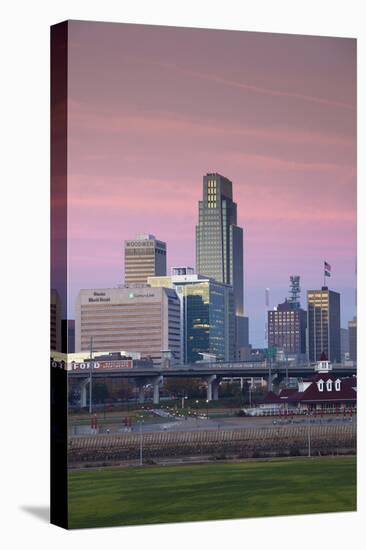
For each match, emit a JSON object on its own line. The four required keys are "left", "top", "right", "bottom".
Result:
{"left": 66, "top": 360, "right": 357, "bottom": 406}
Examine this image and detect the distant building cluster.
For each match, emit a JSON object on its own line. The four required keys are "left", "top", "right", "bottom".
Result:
{"left": 74, "top": 173, "right": 249, "bottom": 364}
{"left": 265, "top": 283, "right": 355, "bottom": 365}
{"left": 50, "top": 172, "right": 356, "bottom": 367}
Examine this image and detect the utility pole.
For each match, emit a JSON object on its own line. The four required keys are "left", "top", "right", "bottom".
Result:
{"left": 265, "top": 346, "right": 275, "bottom": 393}
{"left": 268, "top": 357, "right": 272, "bottom": 393}
{"left": 89, "top": 336, "right": 93, "bottom": 415}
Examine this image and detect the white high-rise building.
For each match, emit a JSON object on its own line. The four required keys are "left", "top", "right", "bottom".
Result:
{"left": 75, "top": 286, "right": 180, "bottom": 365}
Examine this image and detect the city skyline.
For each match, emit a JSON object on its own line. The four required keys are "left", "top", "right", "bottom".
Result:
{"left": 65, "top": 21, "right": 356, "bottom": 346}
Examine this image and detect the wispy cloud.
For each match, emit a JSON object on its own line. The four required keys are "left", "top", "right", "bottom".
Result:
{"left": 148, "top": 59, "right": 356, "bottom": 111}
{"left": 68, "top": 99, "right": 355, "bottom": 146}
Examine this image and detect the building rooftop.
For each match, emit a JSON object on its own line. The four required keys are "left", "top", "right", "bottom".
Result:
{"left": 258, "top": 377, "right": 356, "bottom": 405}
{"left": 171, "top": 267, "right": 195, "bottom": 276}
{"left": 135, "top": 233, "right": 156, "bottom": 240}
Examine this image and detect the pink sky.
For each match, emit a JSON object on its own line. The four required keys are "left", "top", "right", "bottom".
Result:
{"left": 67, "top": 21, "right": 356, "bottom": 346}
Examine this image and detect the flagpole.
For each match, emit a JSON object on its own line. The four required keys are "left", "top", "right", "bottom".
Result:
{"left": 321, "top": 263, "right": 323, "bottom": 358}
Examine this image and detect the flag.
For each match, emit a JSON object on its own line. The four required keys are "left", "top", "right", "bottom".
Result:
{"left": 324, "top": 261, "right": 331, "bottom": 277}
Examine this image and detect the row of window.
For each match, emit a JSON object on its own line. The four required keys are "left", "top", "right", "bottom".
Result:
{"left": 81, "top": 311, "right": 162, "bottom": 318}
{"left": 317, "top": 379, "right": 341, "bottom": 392}
{"left": 126, "top": 240, "right": 165, "bottom": 248}
{"left": 81, "top": 304, "right": 162, "bottom": 310}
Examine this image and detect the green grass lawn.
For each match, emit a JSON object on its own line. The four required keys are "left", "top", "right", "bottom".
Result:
{"left": 68, "top": 456, "right": 356, "bottom": 529}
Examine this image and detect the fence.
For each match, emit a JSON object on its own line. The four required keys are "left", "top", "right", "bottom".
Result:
{"left": 68, "top": 423, "right": 356, "bottom": 464}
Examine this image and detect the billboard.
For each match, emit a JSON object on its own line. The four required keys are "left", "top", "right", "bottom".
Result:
{"left": 70, "top": 359, "right": 133, "bottom": 371}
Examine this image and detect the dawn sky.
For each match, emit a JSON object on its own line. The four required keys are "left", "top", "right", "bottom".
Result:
{"left": 67, "top": 21, "right": 356, "bottom": 346}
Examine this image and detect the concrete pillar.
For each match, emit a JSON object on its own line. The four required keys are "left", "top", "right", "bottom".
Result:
{"left": 161, "top": 350, "right": 172, "bottom": 369}
{"left": 212, "top": 379, "right": 219, "bottom": 401}
{"left": 206, "top": 375, "right": 216, "bottom": 402}
{"left": 153, "top": 376, "right": 163, "bottom": 405}
{"left": 138, "top": 385, "right": 145, "bottom": 405}
{"left": 80, "top": 378, "right": 89, "bottom": 408}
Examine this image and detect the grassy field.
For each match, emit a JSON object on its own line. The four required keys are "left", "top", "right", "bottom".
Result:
{"left": 68, "top": 456, "right": 356, "bottom": 529}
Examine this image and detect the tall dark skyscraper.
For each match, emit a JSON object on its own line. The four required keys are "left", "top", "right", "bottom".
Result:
{"left": 307, "top": 287, "right": 341, "bottom": 363}
{"left": 50, "top": 288, "right": 62, "bottom": 352}
{"left": 196, "top": 173, "right": 247, "bottom": 354}
{"left": 348, "top": 317, "right": 357, "bottom": 362}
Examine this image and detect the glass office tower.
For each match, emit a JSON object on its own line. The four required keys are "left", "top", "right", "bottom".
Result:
{"left": 196, "top": 173, "right": 247, "bottom": 353}
{"left": 148, "top": 271, "right": 235, "bottom": 363}
{"left": 183, "top": 279, "right": 235, "bottom": 363}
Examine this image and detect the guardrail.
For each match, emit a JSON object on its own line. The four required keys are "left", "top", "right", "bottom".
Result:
{"left": 67, "top": 361, "right": 356, "bottom": 375}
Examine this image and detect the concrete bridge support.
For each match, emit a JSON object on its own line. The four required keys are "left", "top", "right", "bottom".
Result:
{"left": 80, "top": 378, "right": 89, "bottom": 408}
{"left": 138, "top": 385, "right": 145, "bottom": 404}
{"left": 212, "top": 378, "right": 220, "bottom": 401}
{"left": 206, "top": 375, "right": 217, "bottom": 402}
{"left": 152, "top": 376, "right": 163, "bottom": 405}
{"left": 134, "top": 380, "right": 146, "bottom": 404}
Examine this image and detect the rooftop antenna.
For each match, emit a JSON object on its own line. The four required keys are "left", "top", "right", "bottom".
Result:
{"left": 265, "top": 288, "right": 270, "bottom": 309}
{"left": 289, "top": 275, "right": 301, "bottom": 309}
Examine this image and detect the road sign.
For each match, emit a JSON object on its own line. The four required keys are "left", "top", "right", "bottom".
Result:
{"left": 265, "top": 347, "right": 277, "bottom": 359}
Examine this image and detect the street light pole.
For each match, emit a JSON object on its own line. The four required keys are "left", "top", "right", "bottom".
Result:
{"left": 139, "top": 418, "right": 143, "bottom": 466}
{"left": 307, "top": 410, "right": 311, "bottom": 457}
{"left": 266, "top": 356, "right": 272, "bottom": 393}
